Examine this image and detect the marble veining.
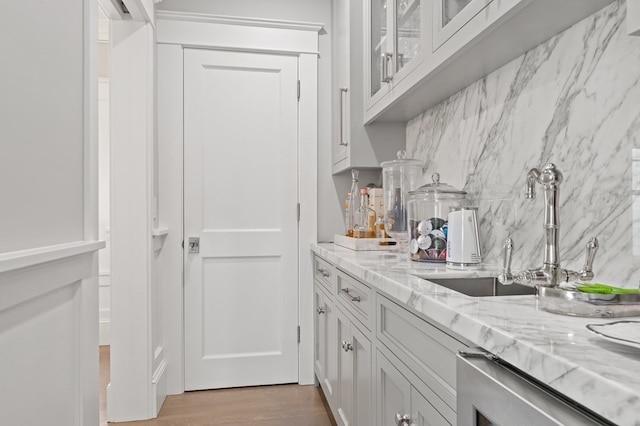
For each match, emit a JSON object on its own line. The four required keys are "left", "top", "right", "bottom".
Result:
{"left": 405, "top": 0, "right": 640, "bottom": 288}
{"left": 312, "top": 243, "right": 640, "bottom": 425}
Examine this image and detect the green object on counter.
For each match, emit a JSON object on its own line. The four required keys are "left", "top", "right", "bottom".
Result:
{"left": 576, "top": 282, "right": 640, "bottom": 295}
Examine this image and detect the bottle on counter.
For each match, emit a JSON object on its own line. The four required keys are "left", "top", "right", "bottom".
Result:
{"left": 346, "top": 169, "right": 359, "bottom": 237}
{"left": 374, "top": 200, "right": 386, "bottom": 238}
{"left": 354, "top": 188, "right": 376, "bottom": 238}
{"left": 344, "top": 192, "right": 351, "bottom": 236}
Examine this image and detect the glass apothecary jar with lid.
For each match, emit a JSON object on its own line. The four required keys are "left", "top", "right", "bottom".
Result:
{"left": 381, "top": 151, "right": 424, "bottom": 250}
{"left": 407, "top": 173, "right": 467, "bottom": 262}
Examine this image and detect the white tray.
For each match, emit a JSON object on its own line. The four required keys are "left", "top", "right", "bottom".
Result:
{"left": 334, "top": 234, "right": 397, "bottom": 251}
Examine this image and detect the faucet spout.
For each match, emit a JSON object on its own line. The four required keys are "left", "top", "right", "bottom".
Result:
{"left": 526, "top": 164, "right": 564, "bottom": 286}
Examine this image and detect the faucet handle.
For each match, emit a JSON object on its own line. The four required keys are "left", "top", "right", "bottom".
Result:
{"left": 562, "top": 237, "right": 599, "bottom": 283}
{"left": 498, "top": 238, "right": 514, "bottom": 285}
{"left": 580, "top": 237, "right": 599, "bottom": 280}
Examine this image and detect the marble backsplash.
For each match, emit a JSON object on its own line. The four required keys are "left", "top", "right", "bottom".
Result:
{"left": 406, "top": 0, "right": 640, "bottom": 286}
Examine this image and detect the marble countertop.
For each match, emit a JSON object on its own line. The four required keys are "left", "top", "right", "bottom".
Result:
{"left": 312, "top": 243, "right": 640, "bottom": 426}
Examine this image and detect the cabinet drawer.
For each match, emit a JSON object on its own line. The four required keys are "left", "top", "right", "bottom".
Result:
{"left": 314, "top": 255, "right": 336, "bottom": 293}
{"left": 336, "top": 269, "right": 372, "bottom": 330}
{"left": 377, "top": 294, "right": 468, "bottom": 412}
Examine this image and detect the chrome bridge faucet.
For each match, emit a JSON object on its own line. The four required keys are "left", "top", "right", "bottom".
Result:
{"left": 498, "top": 163, "right": 599, "bottom": 287}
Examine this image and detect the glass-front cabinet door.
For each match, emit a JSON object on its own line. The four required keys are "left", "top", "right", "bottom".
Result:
{"left": 369, "top": 0, "right": 390, "bottom": 101}
{"left": 395, "top": 0, "right": 421, "bottom": 75}
{"left": 367, "top": 0, "right": 424, "bottom": 110}
{"left": 433, "top": 0, "right": 494, "bottom": 50}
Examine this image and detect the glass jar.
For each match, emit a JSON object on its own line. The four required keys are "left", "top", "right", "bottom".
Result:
{"left": 407, "top": 173, "right": 467, "bottom": 262}
{"left": 381, "top": 151, "right": 424, "bottom": 249}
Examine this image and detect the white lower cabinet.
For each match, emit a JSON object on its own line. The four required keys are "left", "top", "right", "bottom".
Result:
{"left": 313, "top": 254, "right": 468, "bottom": 426}
{"left": 377, "top": 349, "right": 450, "bottom": 426}
{"left": 336, "top": 307, "right": 372, "bottom": 426}
{"left": 314, "top": 282, "right": 336, "bottom": 405}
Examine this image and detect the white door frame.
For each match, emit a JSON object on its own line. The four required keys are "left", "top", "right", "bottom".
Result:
{"left": 157, "top": 12, "right": 321, "bottom": 394}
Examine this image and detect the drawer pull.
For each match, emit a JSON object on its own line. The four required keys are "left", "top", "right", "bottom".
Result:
{"left": 395, "top": 413, "right": 414, "bottom": 426}
{"left": 341, "top": 287, "right": 361, "bottom": 302}
{"left": 317, "top": 268, "right": 331, "bottom": 278}
{"left": 316, "top": 306, "right": 326, "bottom": 315}
{"left": 341, "top": 340, "right": 354, "bottom": 352}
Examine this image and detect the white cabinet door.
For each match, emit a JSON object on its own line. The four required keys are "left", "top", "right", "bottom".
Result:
{"left": 333, "top": 0, "right": 406, "bottom": 174}
{"left": 366, "top": 0, "right": 426, "bottom": 110}
{"left": 335, "top": 307, "right": 373, "bottom": 426}
{"left": 433, "top": 0, "right": 492, "bottom": 49}
{"left": 377, "top": 350, "right": 450, "bottom": 426}
{"left": 336, "top": 308, "right": 352, "bottom": 426}
{"left": 183, "top": 48, "right": 299, "bottom": 390}
{"left": 352, "top": 325, "right": 373, "bottom": 426}
{"left": 333, "top": 0, "right": 349, "bottom": 167}
{"left": 377, "top": 350, "right": 411, "bottom": 426}
{"left": 314, "top": 282, "right": 337, "bottom": 406}
{"left": 314, "top": 284, "right": 329, "bottom": 382}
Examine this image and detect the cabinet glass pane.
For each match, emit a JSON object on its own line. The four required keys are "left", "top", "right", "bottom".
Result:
{"left": 442, "top": 0, "right": 472, "bottom": 26}
{"left": 371, "top": 0, "right": 388, "bottom": 97}
{"left": 396, "top": 0, "right": 420, "bottom": 73}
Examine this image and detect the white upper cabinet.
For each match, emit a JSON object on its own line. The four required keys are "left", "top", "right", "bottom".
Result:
{"left": 366, "top": 0, "right": 427, "bottom": 111}
{"left": 332, "top": 0, "right": 405, "bottom": 175}
{"left": 364, "top": 0, "right": 615, "bottom": 123}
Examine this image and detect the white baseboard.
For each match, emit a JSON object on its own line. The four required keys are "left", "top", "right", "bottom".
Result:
{"left": 151, "top": 359, "right": 168, "bottom": 416}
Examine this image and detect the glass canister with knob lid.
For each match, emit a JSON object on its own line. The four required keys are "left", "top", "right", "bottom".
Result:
{"left": 381, "top": 151, "right": 424, "bottom": 250}
{"left": 407, "top": 173, "right": 467, "bottom": 262}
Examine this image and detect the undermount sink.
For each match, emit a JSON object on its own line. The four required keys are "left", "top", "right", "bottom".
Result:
{"left": 425, "top": 277, "right": 537, "bottom": 297}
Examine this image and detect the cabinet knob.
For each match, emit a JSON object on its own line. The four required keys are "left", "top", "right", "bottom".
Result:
{"left": 316, "top": 306, "right": 326, "bottom": 315}
{"left": 341, "top": 340, "right": 353, "bottom": 352}
{"left": 395, "top": 413, "right": 413, "bottom": 426}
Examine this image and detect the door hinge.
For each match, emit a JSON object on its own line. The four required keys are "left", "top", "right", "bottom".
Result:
{"left": 297, "top": 80, "right": 301, "bottom": 100}
{"left": 297, "top": 203, "right": 301, "bottom": 222}
{"left": 297, "top": 326, "right": 301, "bottom": 344}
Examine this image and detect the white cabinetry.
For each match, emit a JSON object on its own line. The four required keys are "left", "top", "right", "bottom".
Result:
{"left": 314, "top": 283, "right": 336, "bottom": 404}
{"left": 377, "top": 349, "right": 449, "bottom": 426}
{"left": 365, "top": 0, "right": 614, "bottom": 122}
{"left": 332, "top": 0, "right": 405, "bottom": 174}
{"left": 313, "top": 256, "right": 337, "bottom": 405}
{"left": 312, "top": 253, "right": 470, "bottom": 425}
{"left": 336, "top": 308, "right": 373, "bottom": 426}
{"left": 334, "top": 268, "right": 374, "bottom": 426}
{"left": 366, "top": 0, "right": 427, "bottom": 110}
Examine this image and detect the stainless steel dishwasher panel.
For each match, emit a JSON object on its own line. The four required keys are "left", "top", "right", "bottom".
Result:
{"left": 456, "top": 352, "right": 608, "bottom": 426}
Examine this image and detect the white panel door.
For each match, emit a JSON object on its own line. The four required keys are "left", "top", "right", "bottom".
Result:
{"left": 184, "top": 48, "right": 299, "bottom": 390}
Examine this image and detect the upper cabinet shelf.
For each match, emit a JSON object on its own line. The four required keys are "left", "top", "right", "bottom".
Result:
{"left": 364, "top": 0, "right": 615, "bottom": 123}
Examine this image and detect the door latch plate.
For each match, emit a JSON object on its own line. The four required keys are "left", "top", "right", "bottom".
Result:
{"left": 188, "top": 237, "right": 200, "bottom": 254}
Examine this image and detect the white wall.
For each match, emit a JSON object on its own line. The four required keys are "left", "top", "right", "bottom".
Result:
{"left": 157, "top": 0, "right": 342, "bottom": 241}
{"left": 0, "top": 2, "right": 86, "bottom": 254}
{"left": 0, "top": 0, "right": 101, "bottom": 424}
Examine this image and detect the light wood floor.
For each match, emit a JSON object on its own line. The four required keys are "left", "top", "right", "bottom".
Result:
{"left": 100, "top": 346, "right": 335, "bottom": 426}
